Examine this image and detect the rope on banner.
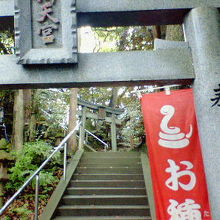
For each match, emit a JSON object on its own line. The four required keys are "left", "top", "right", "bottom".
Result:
{"left": 132, "top": 84, "right": 181, "bottom": 98}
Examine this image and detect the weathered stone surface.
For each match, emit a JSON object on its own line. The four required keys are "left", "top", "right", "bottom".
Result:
{"left": 0, "top": 0, "right": 14, "bottom": 17}
{"left": 77, "top": 0, "right": 220, "bottom": 12}
{"left": 1, "top": 0, "right": 220, "bottom": 26}
{"left": 0, "top": 48, "right": 194, "bottom": 89}
{"left": 78, "top": 99, "right": 123, "bottom": 115}
{"left": 14, "top": 0, "right": 77, "bottom": 64}
{"left": 2, "top": 0, "right": 220, "bottom": 16}
{"left": 184, "top": 7, "right": 220, "bottom": 220}
{"left": 154, "top": 39, "right": 189, "bottom": 50}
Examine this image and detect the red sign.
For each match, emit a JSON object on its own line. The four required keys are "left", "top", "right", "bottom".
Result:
{"left": 141, "top": 88, "right": 212, "bottom": 220}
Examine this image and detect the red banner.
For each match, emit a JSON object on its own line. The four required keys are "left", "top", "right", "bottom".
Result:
{"left": 141, "top": 88, "right": 212, "bottom": 220}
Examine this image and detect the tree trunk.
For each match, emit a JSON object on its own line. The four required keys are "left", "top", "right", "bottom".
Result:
{"left": 12, "top": 90, "right": 24, "bottom": 151}
{"left": 29, "top": 112, "right": 36, "bottom": 142}
{"left": 29, "top": 90, "right": 38, "bottom": 142}
{"left": 152, "top": 25, "right": 161, "bottom": 39}
{"left": 0, "top": 182, "right": 3, "bottom": 208}
{"left": 130, "top": 135, "right": 135, "bottom": 150}
{"left": 68, "top": 88, "right": 78, "bottom": 153}
{"left": 23, "top": 89, "right": 37, "bottom": 142}
{"left": 111, "top": 114, "right": 117, "bottom": 152}
{"left": 109, "top": 87, "right": 119, "bottom": 108}
{"left": 23, "top": 89, "right": 32, "bottom": 142}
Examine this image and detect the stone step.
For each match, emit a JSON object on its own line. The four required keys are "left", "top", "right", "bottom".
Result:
{"left": 82, "top": 152, "right": 140, "bottom": 158}
{"left": 79, "top": 157, "right": 141, "bottom": 164}
{"left": 78, "top": 165, "right": 141, "bottom": 169}
{"left": 41, "top": 152, "right": 152, "bottom": 220}
{"left": 61, "top": 195, "right": 148, "bottom": 205}
{"left": 76, "top": 167, "right": 143, "bottom": 174}
{"left": 56, "top": 205, "right": 150, "bottom": 216}
{"left": 72, "top": 174, "right": 144, "bottom": 181}
{"left": 65, "top": 187, "right": 147, "bottom": 196}
{"left": 78, "top": 162, "right": 142, "bottom": 167}
{"left": 69, "top": 180, "right": 145, "bottom": 188}
{"left": 53, "top": 216, "right": 151, "bottom": 220}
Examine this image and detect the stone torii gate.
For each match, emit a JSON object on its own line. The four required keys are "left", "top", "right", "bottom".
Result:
{"left": 0, "top": 0, "right": 220, "bottom": 218}
{"left": 77, "top": 99, "right": 123, "bottom": 152}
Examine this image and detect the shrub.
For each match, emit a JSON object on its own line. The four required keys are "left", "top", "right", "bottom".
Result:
{"left": 8, "top": 204, "right": 32, "bottom": 220}
{"left": 6, "top": 141, "right": 62, "bottom": 192}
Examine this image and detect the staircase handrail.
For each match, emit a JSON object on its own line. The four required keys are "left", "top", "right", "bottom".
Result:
{"left": 0, "top": 121, "right": 81, "bottom": 219}
{"left": 84, "top": 128, "right": 109, "bottom": 151}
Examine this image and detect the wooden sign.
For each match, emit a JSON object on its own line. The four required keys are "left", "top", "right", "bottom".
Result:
{"left": 14, "top": 0, "right": 77, "bottom": 64}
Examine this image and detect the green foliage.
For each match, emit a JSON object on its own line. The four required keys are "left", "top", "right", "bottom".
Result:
{"left": 0, "top": 30, "right": 14, "bottom": 55}
{"left": 93, "top": 26, "right": 153, "bottom": 52}
{"left": 116, "top": 26, "right": 153, "bottom": 51}
{"left": 34, "top": 89, "right": 69, "bottom": 141}
{"left": 6, "top": 141, "right": 61, "bottom": 191}
{"left": 77, "top": 26, "right": 155, "bottom": 150}
{"left": 9, "top": 204, "right": 32, "bottom": 220}
{"left": 165, "top": 25, "right": 184, "bottom": 41}
{"left": 78, "top": 86, "right": 148, "bottom": 150}
{"left": 0, "top": 138, "right": 8, "bottom": 149}
{"left": 121, "top": 98, "right": 145, "bottom": 148}
{"left": 0, "top": 138, "right": 11, "bottom": 153}
{"left": 79, "top": 88, "right": 113, "bottom": 106}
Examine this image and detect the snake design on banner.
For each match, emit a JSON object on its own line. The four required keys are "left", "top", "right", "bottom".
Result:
{"left": 158, "top": 105, "right": 193, "bottom": 149}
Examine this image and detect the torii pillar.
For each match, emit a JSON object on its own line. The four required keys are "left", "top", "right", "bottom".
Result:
{"left": 184, "top": 7, "right": 220, "bottom": 219}
{"left": 79, "top": 107, "right": 87, "bottom": 150}
{"left": 111, "top": 114, "right": 117, "bottom": 152}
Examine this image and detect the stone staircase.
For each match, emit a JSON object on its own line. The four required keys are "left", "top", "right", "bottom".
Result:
{"left": 48, "top": 152, "right": 152, "bottom": 220}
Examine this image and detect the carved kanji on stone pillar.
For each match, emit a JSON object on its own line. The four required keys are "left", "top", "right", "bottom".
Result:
{"left": 14, "top": 0, "right": 77, "bottom": 64}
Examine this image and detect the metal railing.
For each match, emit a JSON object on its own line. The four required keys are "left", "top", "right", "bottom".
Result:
{"left": 0, "top": 121, "right": 81, "bottom": 219}
{"left": 84, "top": 128, "right": 109, "bottom": 151}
